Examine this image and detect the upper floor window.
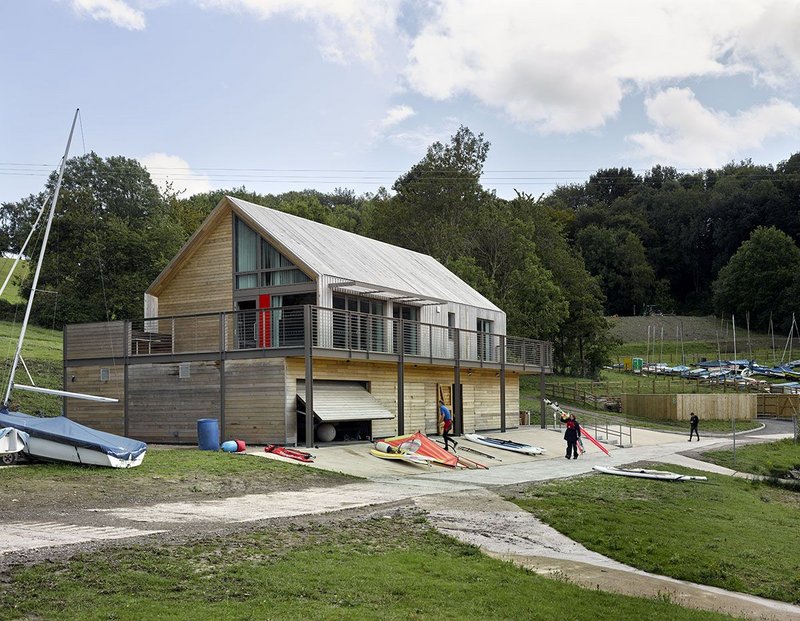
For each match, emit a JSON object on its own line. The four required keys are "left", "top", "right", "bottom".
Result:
{"left": 235, "top": 217, "right": 311, "bottom": 289}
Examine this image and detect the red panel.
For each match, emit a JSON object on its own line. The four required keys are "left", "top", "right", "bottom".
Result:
{"left": 258, "top": 294, "right": 271, "bottom": 348}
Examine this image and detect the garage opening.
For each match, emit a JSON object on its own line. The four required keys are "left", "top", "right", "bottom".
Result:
{"left": 296, "top": 380, "right": 394, "bottom": 443}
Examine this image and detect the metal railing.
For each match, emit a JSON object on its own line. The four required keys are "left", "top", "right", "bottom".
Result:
{"left": 128, "top": 305, "right": 552, "bottom": 370}
{"left": 549, "top": 408, "right": 633, "bottom": 448}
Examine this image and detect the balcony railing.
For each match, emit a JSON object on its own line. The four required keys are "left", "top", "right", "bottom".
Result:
{"left": 126, "top": 305, "right": 552, "bottom": 370}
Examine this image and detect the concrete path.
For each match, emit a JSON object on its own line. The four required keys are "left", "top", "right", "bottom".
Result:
{"left": 3, "top": 425, "right": 799, "bottom": 619}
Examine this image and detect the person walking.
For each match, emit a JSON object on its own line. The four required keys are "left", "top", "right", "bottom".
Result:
{"left": 689, "top": 412, "right": 700, "bottom": 441}
{"left": 564, "top": 413, "right": 581, "bottom": 459}
{"left": 439, "top": 400, "right": 458, "bottom": 451}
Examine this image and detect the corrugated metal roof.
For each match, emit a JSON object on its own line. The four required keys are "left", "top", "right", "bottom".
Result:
{"left": 229, "top": 196, "right": 501, "bottom": 311}
{"left": 296, "top": 380, "right": 394, "bottom": 422}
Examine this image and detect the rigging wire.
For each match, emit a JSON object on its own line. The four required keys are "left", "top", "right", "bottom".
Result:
{"left": 77, "top": 110, "right": 87, "bottom": 155}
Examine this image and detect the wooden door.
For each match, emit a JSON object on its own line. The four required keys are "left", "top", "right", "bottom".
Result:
{"left": 258, "top": 294, "right": 271, "bottom": 348}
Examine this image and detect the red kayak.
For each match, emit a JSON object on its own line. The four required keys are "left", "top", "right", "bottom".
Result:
{"left": 264, "top": 445, "right": 315, "bottom": 463}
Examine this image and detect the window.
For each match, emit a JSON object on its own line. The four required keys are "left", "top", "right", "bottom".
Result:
{"left": 179, "top": 363, "right": 191, "bottom": 379}
{"left": 393, "top": 304, "right": 419, "bottom": 355}
{"left": 332, "top": 294, "right": 385, "bottom": 352}
{"left": 447, "top": 312, "right": 456, "bottom": 341}
{"left": 234, "top": 217, "right": 311, "bottom": 289}
{"left": 477, "top": 318, "right": 494, "bottom": 361}
{"left": 99, "top": 368, "right": 110, "bottom": 382}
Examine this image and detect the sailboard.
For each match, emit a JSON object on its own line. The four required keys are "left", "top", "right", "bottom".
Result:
{"left": 593, "top": 466, "right": 707, "bottom": 481}
{"left": 463, "top": 433, "right": 544, "bottom": 455}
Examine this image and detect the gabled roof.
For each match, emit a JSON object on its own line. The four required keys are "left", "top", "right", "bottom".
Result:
{"left": 150, "top": 196, "right": 501, "bottom": 312}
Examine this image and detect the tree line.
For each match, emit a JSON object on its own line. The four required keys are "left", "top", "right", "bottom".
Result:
{"left": 2, "top": 128, "right": 799, "bottom": 377}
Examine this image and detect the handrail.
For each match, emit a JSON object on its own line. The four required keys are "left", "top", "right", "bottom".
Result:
{"left": 123, "top": 305, "right": 553, "bottom": 370}
{"left": 547, "top": 402, "right": 633, "bottom": 448}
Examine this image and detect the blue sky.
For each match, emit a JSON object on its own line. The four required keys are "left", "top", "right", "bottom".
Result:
{"left": 2, "top": 0, "right": 800, "bottom": 204}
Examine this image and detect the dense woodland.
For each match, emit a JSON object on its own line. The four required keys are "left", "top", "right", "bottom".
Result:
{"left": 2, "top": 127, "right": 799, "bottom": 377}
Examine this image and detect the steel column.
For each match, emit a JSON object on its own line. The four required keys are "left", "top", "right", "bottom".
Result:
{"left": 304, "top": 305, "right": 314, "bottom": 448}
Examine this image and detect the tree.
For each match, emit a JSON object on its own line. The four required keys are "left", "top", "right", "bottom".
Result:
{"left": 14, "top": 153, "right": 185, "bottom": 326}
{"left": 511, "top": 193, "right": 615, "bottom": 376}
{"left": 574, "top": 225, "right": 657, "bottom": 316}
{"left": 713, "top": 226, "right": 800, "bottom": 331}
{"left": 587, "top": 167, "right": 641, "bottom": 204}
{"left": 368, "top": 126, "right": 491, "bottom": 263}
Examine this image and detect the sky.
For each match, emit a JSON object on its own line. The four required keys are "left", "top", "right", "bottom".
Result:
{"left": 2, "top": 0, "right": 800, "bottom": 205}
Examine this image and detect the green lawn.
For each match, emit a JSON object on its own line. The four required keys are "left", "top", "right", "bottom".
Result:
{"left": 0, "top": 516, "right": 742, "bottom": 621}
{"left": 702, "top": 439, "right": 800, "bottom": 478}
{"left": 2, "top": 447, "right": 357, "bottom": 510}
{"left": 0, "top": 319, "right": 62, "bottom": 362}
{"left": 0, "top": 257, "right": 28, "bottom": 304}
{"left": 512, "top": 466, "right": 800, "bottom": 603}
{"left": 0, "top": 319, "right": 64, "bottom": 414}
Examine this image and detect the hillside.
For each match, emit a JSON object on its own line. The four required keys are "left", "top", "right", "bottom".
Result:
{"left": 0, "top": 257, "right": 28, "bottom": 304}
{"left": 608, "top": 315, "right": 778, "bottom": 357}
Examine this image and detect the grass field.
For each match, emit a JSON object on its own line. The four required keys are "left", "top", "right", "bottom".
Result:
{"left": 1, "top": 447, "right": 357, "bottom": 513}
{"left": 512, "top": 463, "right": 800, "bottom": 604}
{"left": 0, "top": 257, "right": 28, "bottom": 305}
{"left": 0, "top": 319, "right": 64, "bottom": 415}
{"left": 702, "top": 438, "right": 800, "bottom": 478}
{"left": 0, "top": 514, "right": 741, "bottom": 621}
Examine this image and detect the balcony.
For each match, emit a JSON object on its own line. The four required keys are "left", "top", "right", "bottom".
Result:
{"left": 67, "top": 306, "right": 552, "bottom": 373}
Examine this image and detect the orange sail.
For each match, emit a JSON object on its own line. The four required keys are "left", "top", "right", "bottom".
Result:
{"left": 382, "top": 431, "right": 459, "bottom": 467}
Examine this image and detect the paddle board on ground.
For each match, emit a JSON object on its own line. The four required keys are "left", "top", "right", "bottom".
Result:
{"left": 593, "top": 466, "right": 707, "bottom": 481}
{"left": 464, "top": 434, "right": 544, "bottom": 455}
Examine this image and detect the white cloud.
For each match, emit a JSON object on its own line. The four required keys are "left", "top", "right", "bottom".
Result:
{"left": 197, "top": 0, "right": 401, "bottom": 64}
{"left": 379, "top": 104, "right": 415, "bottom": 129}
{"left": 140, "top": 153, "right": 214, "bottom": 197}
{"left": 734, "top": 0, "right": 800, "bottom": 87}
{"left": 628, "top": 88, "right": 800, "bottom": 167}
{"left": 70, "top": 0, "right": 146, "bottom": 30}
{"left": 368, "top": 104, "right": 415, "bottom": 141}
{"left": 404, "top": 0, "right": 800, "bottom": 133}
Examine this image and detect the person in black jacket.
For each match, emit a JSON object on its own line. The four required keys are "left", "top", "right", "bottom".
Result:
{"left": 689, "top": 412, "right": 700, "bottom": 441}
{"left": 564, "top": 413, "right": 581, "bottom": 459}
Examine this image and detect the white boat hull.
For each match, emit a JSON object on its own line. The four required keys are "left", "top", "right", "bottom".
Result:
{"left": 23, "top": 436, "right": 145, "bottom": 468}
{"left": 1, "top": 427, "right": 27, "bottom": 454}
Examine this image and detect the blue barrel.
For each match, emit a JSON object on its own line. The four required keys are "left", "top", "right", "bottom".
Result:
{"left": 197, "top": 418, "right": 220, "bottom": 451}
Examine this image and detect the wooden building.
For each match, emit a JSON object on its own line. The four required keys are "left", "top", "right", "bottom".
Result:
{"left": 63, "top": 196, "right": 552, "bottom": 446}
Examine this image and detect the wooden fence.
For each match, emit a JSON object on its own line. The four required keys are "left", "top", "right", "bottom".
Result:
{"left": 756, "top": 394, "right": 800, "bottom": 419}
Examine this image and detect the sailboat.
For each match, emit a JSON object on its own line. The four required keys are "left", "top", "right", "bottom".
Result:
{"left": 0, "top": 110, "right": 147, "bottom": 468}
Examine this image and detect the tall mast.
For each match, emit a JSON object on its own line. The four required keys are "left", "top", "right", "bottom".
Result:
{"left": 3, "top": 109, "right": 79, "bottom": 406}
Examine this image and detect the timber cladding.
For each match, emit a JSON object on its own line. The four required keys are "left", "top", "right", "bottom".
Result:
{"left": 224, "top": 358, "right": 288, "bottom": 443}
{"left": 64, "top": 322, "right": 126, "bottom": 360}
{"left": 622, "top": 393, "right": 756, "bottom": 421}
{"left": 127, "top": 361, "right": 221, "bottom": 442}
{"left": 63, "top": 356, "right": 520, "bottom": 444}
{"left": 155, "top": 212, "right": 234, "bottom": 320}
{"left": 285, "top": 358, "right": 519, "bottom": 436}
{"left": 64, "top": 364, "right": 125, "bottom": 434}
{"left": 756, "top": 394, "right": 800, "bottom": 419}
